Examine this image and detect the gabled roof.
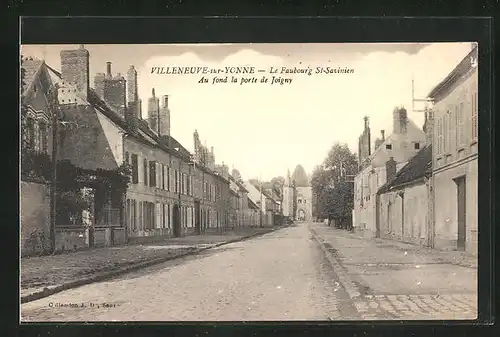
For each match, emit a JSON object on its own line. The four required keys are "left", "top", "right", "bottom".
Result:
{"left": 21, "top": 58, "right": 44, "bottom": 95}
{"left": 378, "top": 144, "right": 432, "bottom": 194}
{"left": 248, "top": 198, "right": 259, "bottom": 210}
{"left": 428, "top": 45, "right": 477, "bottom": 100}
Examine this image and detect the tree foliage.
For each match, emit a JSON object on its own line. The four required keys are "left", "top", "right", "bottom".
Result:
{"left": 311, "top": 142, "right": 358, "bottom": 220}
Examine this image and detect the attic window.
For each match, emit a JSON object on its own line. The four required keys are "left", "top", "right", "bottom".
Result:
{"left": 414, "top": 142, "right": 420, "bottom": 150}
{"left": 386, "top": 144, "right": 392, "bottom": 150}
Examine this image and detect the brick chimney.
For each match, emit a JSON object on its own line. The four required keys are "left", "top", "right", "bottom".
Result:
{"left": 386, "top": 157, "right": 397, "bottom": 183}
{"left": 106, "top": 62, "right": 112, "bottom": 79}
{"left": 158, "top": 95, "right": 171, "bottom": 136}
{"left": 59, "top": 44, "right": 90, "bottom": 103}
{"left": 393, "top": 107, "right": 408, "bottom": 134}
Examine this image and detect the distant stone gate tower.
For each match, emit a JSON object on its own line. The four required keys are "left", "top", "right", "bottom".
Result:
{"left": 292, "top": 165, "right": 312, "bottom": 222}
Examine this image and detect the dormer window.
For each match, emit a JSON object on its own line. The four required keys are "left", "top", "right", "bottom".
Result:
{"left": 414, "top": 142, "right": 420, "bottom": 150}
{"left": 386, "top": 144, "right": 392, "bottom": 150}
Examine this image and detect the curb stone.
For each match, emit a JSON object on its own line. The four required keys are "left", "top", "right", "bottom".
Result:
{"left": 309, "top": 227, "right": 363, "bottom": 301}
{"left": 21, "top": 227, "right": 282, "bottom": 304}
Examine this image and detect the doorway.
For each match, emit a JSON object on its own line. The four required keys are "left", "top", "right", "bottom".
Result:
{"left": 194, "top": 201, "right": 201, "bottom": 235}
{"left": 455, "top": 176, "right": 467, "bottom": 250}
{"left": 172, "top": 204, "right": 181, "bottom": 237}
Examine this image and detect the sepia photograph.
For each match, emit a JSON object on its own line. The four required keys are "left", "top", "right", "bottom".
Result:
{"left": 19, "top": 41, "right": 478, "bottom": 322}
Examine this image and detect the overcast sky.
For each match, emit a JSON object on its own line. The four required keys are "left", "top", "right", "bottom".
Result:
{"left": 21, "top": 42, "right": 474, "bottom": 181}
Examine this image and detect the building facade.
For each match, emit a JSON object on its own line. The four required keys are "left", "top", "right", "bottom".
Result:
{"left": 376, "top": 145, "right": 432, "bottom": 246}
{"left": 427, "top": 45, "right": 478, "bottom": 255}
{"left": 353, "top": 109, "right": 427, "bottom": 238}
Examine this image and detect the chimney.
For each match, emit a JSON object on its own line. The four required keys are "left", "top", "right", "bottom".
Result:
{"left": 159, "top": 95, "right": 170, "bottom": 136}
{"left": 60, "top": 45, "right": 90, "bottom": 102}
{"left": 381, "top": 130, "right": 385, "bottom": 141}
{"left": 127, "top": 65, "right": 138, "bottom": 104}
{"left": 147, "top": 88, "right": 160, "bottom": 133}
{"left": 386, "top": 157, "right": 397, "bottom": 183}
{"left": 393, "top": 107, "right": 408, "bottom": 134}
{"left": 106, "top": 62, "right": 112, "bottom": 78}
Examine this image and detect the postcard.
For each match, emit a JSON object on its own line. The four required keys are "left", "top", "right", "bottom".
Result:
{"left": 20, "top": 42, "right": 478, "bottom": 322}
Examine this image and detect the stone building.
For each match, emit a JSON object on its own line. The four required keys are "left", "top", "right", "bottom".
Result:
{"left": 427, "top": 44, "right": 478, "bottom": 255}
{"left": 353, "top": 109, "right": 427, "bottom": 238}
{"left": 41, "top": 45, "right": 235, "bottom": 244}
{"left": 376, "top": 145, "right": 432, "bottom": 246}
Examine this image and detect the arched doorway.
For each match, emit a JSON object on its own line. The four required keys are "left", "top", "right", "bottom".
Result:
{"left": 172, "top": 204, "right": 181, "bottom": 237}
{"left": 298, "top": 209, "right": 305, "bottom": 221}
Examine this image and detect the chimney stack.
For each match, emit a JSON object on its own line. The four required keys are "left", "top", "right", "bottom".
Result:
{"left": 59, "top": 45, "right": 90, "bottom": 103}
{"left": 424, "top": 108, "right": 434, "bottom": 148}
{"left": 381, "top": 130, "right": 385, "bottom": 140}
{"left": 386, "top": 157, "right": 397, "bottom": 183}
{"left": 106, "top": 62, "right": 112, "bottom": 78}
{"left": 393, "top": 107, "right": 408, "bottom": 134}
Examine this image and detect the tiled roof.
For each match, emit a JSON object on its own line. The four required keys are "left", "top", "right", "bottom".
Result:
{"left": 428, "top": 45, "right": 477, "bottom": 99}
{"left": 21, "top": 58, "right": 44, "bottom": 95}
{"left": 378, "top": 144, "right": 432, "bottom": 194}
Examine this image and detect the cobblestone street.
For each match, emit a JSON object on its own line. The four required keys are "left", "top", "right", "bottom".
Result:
{"left": 20, "top": 222, "right": 478, "bottom": 322}
{"left": 21, "top": 223, "right": 355, "bottom": 321}
{"left": 310, "top": 223, "right": 477, "bottom": 320}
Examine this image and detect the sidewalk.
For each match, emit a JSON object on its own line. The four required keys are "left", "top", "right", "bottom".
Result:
{"left": 21, "top": 227, "right": 276, "bottom": 303}
{"left": 309, "top": 223, "right": 478, "bottom": 320}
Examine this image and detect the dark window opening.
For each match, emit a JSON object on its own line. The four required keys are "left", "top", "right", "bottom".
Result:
{"left": 386, "top": 144, "right": 392, "bottom": 150}
{"left": 414, "top": 142, "right": 420, "bottom": 150}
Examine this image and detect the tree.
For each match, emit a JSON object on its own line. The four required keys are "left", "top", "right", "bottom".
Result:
{"left": 311, "top": 142, "right": 358, "bottom": 228}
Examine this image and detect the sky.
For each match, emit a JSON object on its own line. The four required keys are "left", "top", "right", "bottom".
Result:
{"left": 21, "top": 42, "right": 475, "bottom": 181}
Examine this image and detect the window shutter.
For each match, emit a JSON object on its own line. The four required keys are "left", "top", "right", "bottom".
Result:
{"left": 137, "top": 156, "right": 143, "bottom": 184}
{"left": 156, "top": 202, "right": 161, "bottom": 229}
{"left": 447, "top": 112, "right": 452, "bottom": 153}
{"left": 459, "top": 102, "right": 465, "bottom": 146}
{"left": 156, "top": 162, "right": 160, "bottom": 188}
{"left": 472, "top": 92, "right": 478, "bottom": 140}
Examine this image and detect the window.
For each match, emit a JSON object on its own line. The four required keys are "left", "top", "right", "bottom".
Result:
{"left": 138, "top": 201, "right": 143, "bottom": 230}
{"left": 38, "top": 122, "right": 48, "bottom": 154}
{"left": 131, "top": 154, "right": 139, "bottom": 184}
{"left": 414, "top": 142, "right": 420, "bottom": 150}
{"left": 443, "top": 112, "right": 449, "bottom": 154}
{"left": 437, "top": 118, "right": 443, "bottom": 156}
{"left": 162, "top": 204, "right": 166, "bottom": 228}
{"left": 131, "top": 200, "right": 137, "bottom": 230}
{"left": 457, "top": 102, "right": 466, "bottom": 147}
{"left": 385, "top": 144, "right": 392, "bottom": 150}
{"left": 143, "top": 159, "right": 148, "bottom": 186}
{"left": 149, "top": 161, "right": 156, "bottom": 187}
{"left": 472, "top": 91, "right": 478, "bottom": 140}
{"left": 161, "top": 165, "right": 165, "bottom": 190}
{"left": 167, "top": 167, "right": 171, "bottom": 191}
{"left": 298, "top": 199, "right": 302, "bottom": 203}
{"left": 155, "top": 202, "right": 161, "bottom": 229}
{"left": 303, "top": 200, "right": 306, "bottom": 204}
{"left": 175, "top": 170, "right": 179, "bottom": 193}
{"left": 26, "top": 117, "right": 35, "bottom": 149}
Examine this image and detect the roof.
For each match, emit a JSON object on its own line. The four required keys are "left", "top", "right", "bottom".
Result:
{"left": 427, "top": 45, "right": 478, "bottom": 100}
{"left": 248, "top": 198, "right": 259, "bottom": 210}
{"left": 292, "top": 165, "right": 310, "bottom": 187}
{"left": 21, "top": 58, "right": 44, "bottom": 95}
{"left": 378, "top": 144, "right": 432, "bottom": 194}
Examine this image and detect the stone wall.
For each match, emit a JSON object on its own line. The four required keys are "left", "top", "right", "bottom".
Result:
{"left": 20, "top": 181, "right": 51, "bottom": 256}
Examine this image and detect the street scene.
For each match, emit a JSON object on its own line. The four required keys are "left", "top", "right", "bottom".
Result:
{"left": 20, "top": 42, "right": 478, "bottom": 321}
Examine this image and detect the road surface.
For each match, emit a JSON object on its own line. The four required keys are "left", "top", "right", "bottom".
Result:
{"left": 21, "top": 223, "right": 355, "bottom": 321}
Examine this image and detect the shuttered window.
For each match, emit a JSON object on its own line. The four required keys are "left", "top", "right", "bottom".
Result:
{"left": 437, "top": 117, "right": 443, "bottom": 155}
{"left": 457, "top": 102, "right": 466, "bottom": 147}
{"left": 472, "top": 91, "right": 478, "bottom": 140}
{"left": 156, "top": 202, "right": 161, "bottom": 229}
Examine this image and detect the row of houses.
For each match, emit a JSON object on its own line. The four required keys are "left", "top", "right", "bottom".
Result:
{"left": 20, "top": 45, "right": 272, "bottom": 256}
{"left": 353, "top": 45, "right": 478, "bottom": 255}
